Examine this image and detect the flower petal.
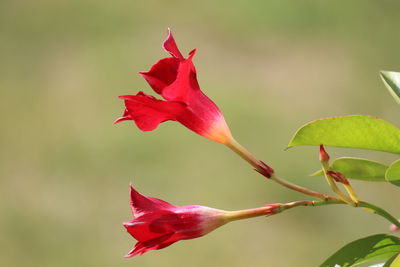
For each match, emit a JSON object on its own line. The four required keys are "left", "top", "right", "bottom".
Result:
{"left": 116, "top": 92, "right": 186, "bottom": 132}
{"left": 161, "top": 50, "right": 199, "bottom": 103}
{"left": 124, "top": 234, "right": 177, "bottom": 258}
{"left": 141, "top": 232, "right": 174, "bottom": 248}
{"left": 139, "top": 57, "right": 180, "bottom": 95}
{"left": 163, "top": 28, "right": 184, "bottom": 60}
{"left": 128, "top": 185, "right": 175, "bottom": 217}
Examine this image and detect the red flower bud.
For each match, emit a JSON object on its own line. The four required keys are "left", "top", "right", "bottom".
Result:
{"left": 115, "top": 29, "right": 232, "bottom": 144}
{"left": 123, "top": 185, "right": 228, "bottom": 257}
{"left": 319, "top": 144, "right": 330, "bottom": 163}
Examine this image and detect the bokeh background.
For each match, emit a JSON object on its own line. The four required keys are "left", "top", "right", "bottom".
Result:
{"left": 1, "top": 0, "right": 400, "bottom": 266}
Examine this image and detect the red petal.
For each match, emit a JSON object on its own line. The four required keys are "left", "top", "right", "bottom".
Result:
{"left": 139, "top": 57, "right": 180, "bottom": 95}
{"left": 163, "top": 28, "right": 184, "bottom": 60}
{"left": 161, "top": 50, "right": 199, "bottom": 103}
{"left": 125, "top": 236, "right": 177, "bottom": 257}
{"left": 129, "top": 185, "right": 175, "bottom": 217}
{"left": 124, "top": 242, "right": 151, "bottom": 258}
{"left": 113, "top": 108, "right": 131, "bottom": 124}
{"left": 141, "top": 232, "right": 174, "bottom": 247}
{"left": 118, "top": 92, "right": 186, "bottom": 132}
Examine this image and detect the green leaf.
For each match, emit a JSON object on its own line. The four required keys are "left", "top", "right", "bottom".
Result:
{"left": 383, "top": 253, "right": 400, "bottom": 267}
{"left": 386, "top": 159, "right": 400, "bottom": 187}
{"left": 310, "top": 157, "right": 388, "bottom": 182}
{"left": 320, "top": 234, "right": 400, "bottom": 267}
{"left": 380, "top": 71, "right": 400, "bottom": 105}
{"left": 288, "top": 115, "right": 400, "bottom": 154}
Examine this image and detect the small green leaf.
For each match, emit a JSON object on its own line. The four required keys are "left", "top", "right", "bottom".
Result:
{"left": 380, "top": 71, "right": 400, "bottom": 105}
{"left": 383, "top": 253, "right": 400, "bottom": 267}
{"left": 288, "top": 115, "right": 400, "bottom": 154}
{"left": 386, "top": 159, "right": 400, "bottom": 187}
{"left": 310, "top": 157, "right": 388, "bottom": 182}
{"left": 320, "top": 234, "right": 400, "bottom": 267}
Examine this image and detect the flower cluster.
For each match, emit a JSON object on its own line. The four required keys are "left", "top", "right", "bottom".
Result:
{"left": 114, "top": 30, "right": 400, "bottom": 262}
{"left": 116, "top": 29, "right": 277, "bottom": 257}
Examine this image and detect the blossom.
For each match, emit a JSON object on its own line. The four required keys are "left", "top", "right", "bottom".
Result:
{"left": 123, "top": 185, "right": 279, "bottom": 257}
{"left": 114, "top": 29, "right": 232, "bottom": 144}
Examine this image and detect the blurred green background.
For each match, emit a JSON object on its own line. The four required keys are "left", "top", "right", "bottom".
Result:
{"left": 1, "top": 0, "right": 400, "bottom": 266}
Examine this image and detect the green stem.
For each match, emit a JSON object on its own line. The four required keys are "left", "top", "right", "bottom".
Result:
{"left": 225, "top": 138, "right": 264, "bottom": 173}
{"left": 226, "top": 138, "right": 335, "bottom": 201}
{"left": 270, "top": 174, "right": 336, "bottom": 201}
{"left": 321, "top": 161, "right": 355, "bottom": 205}
{"left": 225, "top": 138, "right": 400, "bottom": 228}
{"left": 226, "top": 199, "right": 400, "bottom": 229}
{"left": 358, "top": 201, "right": 400, "bottom": 228}
{"left": 279, "top": 199, "right": 400, "bottom": 229}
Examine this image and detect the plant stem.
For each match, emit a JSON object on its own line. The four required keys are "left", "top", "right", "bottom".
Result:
{"left": 226, "top": 205, "right": 279, "bottom": 221}
{"left": 225, "top": 138, "right": 265, "bottom": 173}
{"left": 270, "top": 174, "right": 336, "bottom": 201}
{"left": 226, "top": 138, "right": 336, "bottom": 200}
{"left": 321, "top": 161, "right": 356, "bottom": 205}
{"left": 358, "top": 201, "right": 400, "bottom": 228}
{"left": 227, "top": 199, "right": 400, "bottom": 229}
{"left": 225, "top": 139, "right": 400, "bottom": 228}
{"left": 344, "top": 184, "right": 360, "bottom": 203}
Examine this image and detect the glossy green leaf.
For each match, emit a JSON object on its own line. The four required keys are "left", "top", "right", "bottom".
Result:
{"left": 310, "top": 157, "right": 388, "bottom": 182}
{"left": 386, "top": 159, "right": 400, "bottom": 187}
{"left": 320, "top": 234, "right": 400, "bottom": 267}
{"left": 380, "top": 71, "right": 400, "bottom": 105}
{"left": 288, "top": 115, "right": 400, "bottom": 154}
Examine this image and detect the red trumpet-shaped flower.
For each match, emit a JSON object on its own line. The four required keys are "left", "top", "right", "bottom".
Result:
{"left": 123, "top": 185, "right": 228, "bottom": 257}
{"left": 114, "top": 29, "right": 232, "bottom": 144}
{"left": 123, "top": 185, "right": 279, "bottom": 257}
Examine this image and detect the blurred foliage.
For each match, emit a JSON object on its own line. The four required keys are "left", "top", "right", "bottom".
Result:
{"left": 1, "top": 0, "right": 400, "bottom": 266}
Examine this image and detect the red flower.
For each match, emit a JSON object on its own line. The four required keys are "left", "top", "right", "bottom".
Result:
{"left": 123, "top": 185, "right": 279, "bottom": 257}
{"left": 123, "top": 185, "right": 228, "bottom": 257}
{"left": 114, "top": 29, "right": 232, "bottom": 144}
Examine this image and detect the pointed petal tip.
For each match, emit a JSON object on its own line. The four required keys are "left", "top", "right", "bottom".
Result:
{"left": 129, "top": 184, "right": 135, "bottom": 195}
{"left": 123, "top": 221, "right": 145, "bottom": 228}
{"left": 162, "top": 28, "right": 184, "bottom": 60}
{"left": 113, "top": 117, "right": 125, "bottom": 124}
{"left": 129, "top": 184, "right": 141, "bottom": 201}
{"left": 113, "top": 116, "right": 131, "bottom": 124}
{"left": 188, "top": 48, "right": 197, "bottom": 57}
{"left": 124, "top": 252, "right": 135, "bottom": 258}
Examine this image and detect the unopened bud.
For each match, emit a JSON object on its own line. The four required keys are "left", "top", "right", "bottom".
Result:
{"left": 319, "top": 145, "right": 330, "bottom": 163}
